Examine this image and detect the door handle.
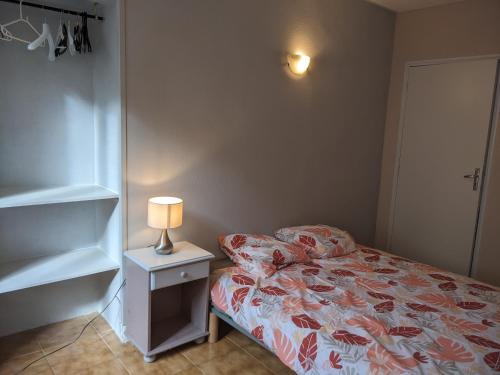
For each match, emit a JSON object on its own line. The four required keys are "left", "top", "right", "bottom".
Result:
{"left": 464, "top": 168, "right": 481, "bottom": 191}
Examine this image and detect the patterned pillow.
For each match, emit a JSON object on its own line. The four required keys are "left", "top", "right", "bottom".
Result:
{"left": 274, "top": 224, "right": 356, "bottom": 259}
{"left": 218, "top": 234, "right": 310, "bottom": 278}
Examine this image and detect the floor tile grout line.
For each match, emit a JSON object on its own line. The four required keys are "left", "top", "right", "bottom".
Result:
{"left": 178, "top": 345, "right": 210, "bottom": 375}
{"left": 95, "top": 328, "right": 114, "bottom": 339}
{"left": 97, "top": 332, "right": 132, "bottom": 374}
{"left": 35, "top": 334, "right": 57, "bottom": 375}
{"left": 99, "top": 333, "right": 132, "bottom": 375}
{"left": 4, "top": 317, "right": 111, "bottom": 375}
{"left": 98, "top": 326, "right": 209, "bottom": 375}
{"left": 37, "top": 322, "right": 107, "bottom": 375}
{"left": 40, "top": 339, "right": 72, "bottom": 375}
{"left": 90, "top": 317, "right": 114, "bottom": 337}
{"left": 225, "top": 334, "right": 281, "bottom": 375}
{"left": 238, "top": 345, "right": 279, "bottom": 375}
{"left": 7, "top": 319, "right": 280, "bottom": 375}
{"left": 0, "top": 332, "right": 45, "bottom": 360}
{"left": 4, "top": 348, "right": 44, "bottom": 359}
{"left": 97, "top": 327, "right": 154, "bottom": 375}
{"left": 191, "top": 335, "right": 276, "bottom": 375}
{"left": 115, "top": 357, "right": 132, "bottom": 375}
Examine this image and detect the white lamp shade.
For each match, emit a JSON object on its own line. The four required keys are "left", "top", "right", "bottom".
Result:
{"left": 148, "top": 197, "right": 183, "bottom": 229}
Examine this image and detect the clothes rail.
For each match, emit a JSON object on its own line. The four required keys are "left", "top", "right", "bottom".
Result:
{"left": 0, "top": 0, "right": 104, "bottom": 21}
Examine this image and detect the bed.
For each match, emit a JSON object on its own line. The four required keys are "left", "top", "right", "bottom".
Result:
{"left": 209, "top": 245, "right": 500, "bottom": 374}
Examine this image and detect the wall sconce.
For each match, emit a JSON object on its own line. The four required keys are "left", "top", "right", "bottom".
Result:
{"left": 287, "top": 53, "right": 310, "bottom": 75}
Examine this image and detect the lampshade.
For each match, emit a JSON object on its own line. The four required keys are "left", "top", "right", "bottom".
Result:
{"left": 148, "top": 197, "right": 183, "bottom": 229}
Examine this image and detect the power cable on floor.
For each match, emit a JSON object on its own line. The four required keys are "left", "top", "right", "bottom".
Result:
{"left": 16, "top": 279, "right": 126, "bottom": 374}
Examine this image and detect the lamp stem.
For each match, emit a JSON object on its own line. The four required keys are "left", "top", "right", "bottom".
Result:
{"left": 154, "top": 228, "right": 173, "bottom": 255}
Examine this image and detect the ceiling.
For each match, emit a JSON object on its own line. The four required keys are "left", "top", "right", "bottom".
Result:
{"left": 18, "top": 0, "right": 466, "bottom": 15}
{"left": 366, "top": 0, "right": 466, "bottom": 12}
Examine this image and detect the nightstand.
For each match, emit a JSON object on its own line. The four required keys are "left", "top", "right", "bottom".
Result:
{"left": 124, "top": 241, "right": 215, "bottom": 362}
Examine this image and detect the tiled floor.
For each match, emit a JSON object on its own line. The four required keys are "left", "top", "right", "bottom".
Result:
{"left": 0, "top": 315, "right": 295, "bottom": 375}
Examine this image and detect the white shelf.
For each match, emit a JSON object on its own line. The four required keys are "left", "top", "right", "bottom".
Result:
{"left": 0, "top": 185, "right": 119, "bottom": 208}
{"left": 150, "top": 317, "right": 207, "bottom": 354}
{"left": 0, "top": 247, "right": 120, "bottom": 294}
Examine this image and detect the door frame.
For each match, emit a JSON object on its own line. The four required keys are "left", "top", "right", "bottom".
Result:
{"left": 387, "top": 54, "right": 500, "bottom": 277}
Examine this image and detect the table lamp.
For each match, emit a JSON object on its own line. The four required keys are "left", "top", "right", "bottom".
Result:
{"left": 148, "top": 196, "right": 183, "bottom": 254}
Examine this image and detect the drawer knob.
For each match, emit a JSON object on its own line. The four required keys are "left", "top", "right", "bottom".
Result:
{"left": 180, "top": 271, "right": 188, "bottom": 278}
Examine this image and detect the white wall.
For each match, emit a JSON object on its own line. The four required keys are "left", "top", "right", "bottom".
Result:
{"left": 375, "top": 0, "right": 500, "bottom": 285}
{"left": 0, "top": 3, "right": 96, "bottom": 186}
{"left": 125, "top": 0, "right": 395, "bottom": 256}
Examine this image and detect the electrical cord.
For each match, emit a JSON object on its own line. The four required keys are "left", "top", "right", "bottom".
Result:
{"left": 16, "top": 279, "right": 126, "bottom": 374}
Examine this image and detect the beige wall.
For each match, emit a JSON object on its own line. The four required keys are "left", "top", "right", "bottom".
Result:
{"left": 375, "top": 0, "right": 500, "bottom": 284}
{"left": 125, "top": 0, "right": 394, "bottom": 256}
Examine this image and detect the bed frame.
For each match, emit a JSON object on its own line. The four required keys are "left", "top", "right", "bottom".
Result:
{"left": 208, "top": 304, "right": 271, "bottom": 350}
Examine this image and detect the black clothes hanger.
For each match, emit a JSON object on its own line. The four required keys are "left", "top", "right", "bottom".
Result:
{"left": 55, "top": 23, "right": 68, "bottom": 57}
{"left": 73, "top": 21, "right": 81, "bottom": 53}
{"left": 81, "top": 12, "right": 91, "bottom": 53}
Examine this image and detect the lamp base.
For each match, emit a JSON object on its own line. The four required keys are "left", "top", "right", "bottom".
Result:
{"left": 154, "top": 229, "right": 173, "bottom": 255}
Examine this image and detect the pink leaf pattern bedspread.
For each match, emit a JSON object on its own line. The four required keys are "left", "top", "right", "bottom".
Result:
{"left": 211, "top": 246, "right": 500, "bottom": 374}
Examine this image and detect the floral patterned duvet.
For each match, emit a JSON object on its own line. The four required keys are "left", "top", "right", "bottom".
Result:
{"left": 211, "top": 246, "right": 500, "bottom": 374}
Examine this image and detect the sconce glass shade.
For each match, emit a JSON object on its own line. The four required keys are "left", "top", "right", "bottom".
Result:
{"left": 147, "top": 196, "right": 183, "bottom": 229}
{"left": 287, "top": 53, "right": 310, "bottom": 75}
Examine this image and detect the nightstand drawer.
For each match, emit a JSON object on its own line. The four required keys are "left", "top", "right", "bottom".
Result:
{"left": 150, "top": 261, "right": 209, "bottom": 290}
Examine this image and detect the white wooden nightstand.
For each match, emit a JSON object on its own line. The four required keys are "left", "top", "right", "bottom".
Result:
{"left": 124, "top": 241, "right": 215, "bottom": 362}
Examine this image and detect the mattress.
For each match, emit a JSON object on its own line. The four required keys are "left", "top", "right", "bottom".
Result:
{"left": 211, "top": 246, "right": 500, "bottom": 374}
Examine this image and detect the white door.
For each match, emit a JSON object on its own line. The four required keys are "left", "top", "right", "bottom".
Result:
{"left": 390, "top": 59, "right": 498, "bottom": 275}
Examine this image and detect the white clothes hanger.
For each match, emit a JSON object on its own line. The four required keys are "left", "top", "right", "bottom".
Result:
{"left": 1, "top": 0, "right": 40, "bottom": 44}
{"left": 67, "top": 20, "right": 76, "bottom": 56}
{"left": 54, "top": 17, "right": 64, "bottom": 53}
{"left": 24, "top": 0, "right": 55, "bottom": 61}
{"left": 55, "top": 19, "right": 63, "bottom": 45}
{"left": 28, "top": 22, "right": 55, "bottom": 61}
{"left": 0, "top": 25, "right": 13, "bottom": 42}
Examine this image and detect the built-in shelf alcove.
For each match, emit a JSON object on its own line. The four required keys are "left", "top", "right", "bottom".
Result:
{"left": 0, "top": 0, "right": 124, "bottom": 337}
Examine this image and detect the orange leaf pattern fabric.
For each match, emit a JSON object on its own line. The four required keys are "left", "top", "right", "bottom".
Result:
{"left": 337, "top": 290, "right": 367, "bottom": 309}
{"left": 367, "top": 344, "right": 418, "bottom": 374}
{"left": 355, "top": 277, "right": 390, "bottom": 291}
{"left": 231, "top": 274, "right": 255, "bottom": 286}
{"left": 427, "top": 336, "right": 474, "bottom": 362}
{"left": 400, "top": 273, "right": 431, "bottom": 287}
{"left": 346, "top": 315, "right": 388, "bottom": 337}
{"left": 484, "top": 351, "right": 500, "bottom": 371}
{"left": 211, "top": 280, "right": 228, "bottom": 313}
{"left": 332, "top": 330, "right": 371, "bottom": 345}
{"left": 275, "top": 277, "right": 307, "bottom": 291}
{"left": 291, "top": 314, "right": 322, "bottom": 330}
{"left": 251, "top": 325, "right": 264, "bottom": 341}
{"left": 416, "top": 293, "right": 456, "bottom": 308}
{"left": 298, "top": 332, "right": 318, "bottom": 372}
{"left": 329, "top": 351, "right": 342, "bottom": 369}
{"left": 465, "top": 335, "right": 500, "bottom": 349}
{"left": 211, "top": 244, "right": 499, "bottom": 374}
{"left": 388, "top": 326, "right": 423, "bottom": 338}
{"left": 282, "top": 297, "right": 322, "bottom": 315}
{"left": 230, "top": 287, "right": 249, "bottom": 313}
{"left": 275, "top": 224, "right": 356, "bottom": 258}
{"left": 272, "top": 329, "right": 296, "bottom": 368}
{"left": 440, "top": 314, "right": 488, "bottom": 334}
{"left": 218, "top": 234, "right": 309, "bottom": 278}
